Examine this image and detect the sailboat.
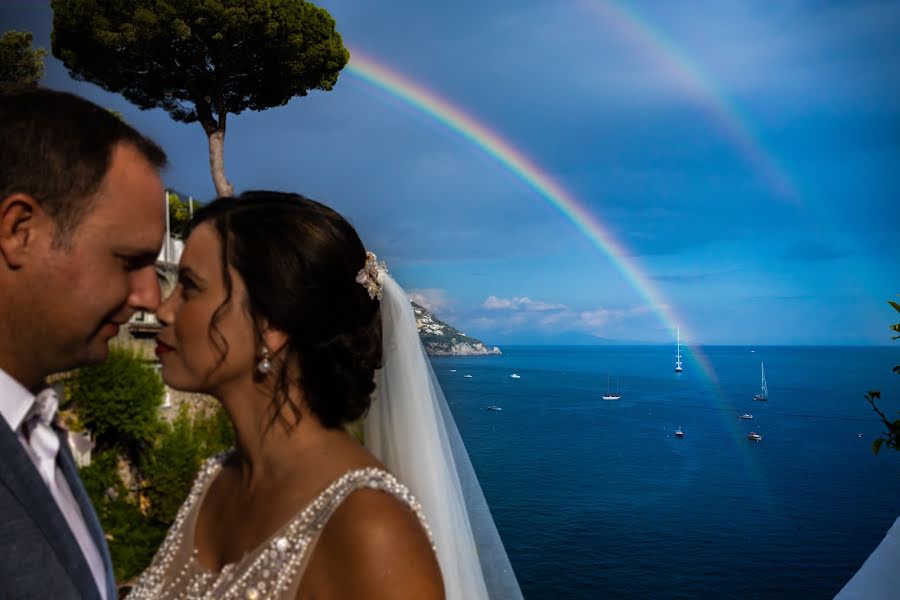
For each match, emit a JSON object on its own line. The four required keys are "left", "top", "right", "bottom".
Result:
{"left": 674, "top": 325, "right": 683, "bottom": 372}
{"left": 753, "top": 362, "right": 768, "bottom": 401}
{"left": 602, "top": 374, "right": 621, "bottom": 400}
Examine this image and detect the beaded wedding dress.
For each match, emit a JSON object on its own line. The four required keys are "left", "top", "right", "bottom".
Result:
{"left": 130, "top": 273, "right": 522, "bottom": 599}
{"left": 127, "top": 455, "right": 431, "bottom": 599}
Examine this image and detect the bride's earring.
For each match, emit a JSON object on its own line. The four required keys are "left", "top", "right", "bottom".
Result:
{"left": 257, "top": 345, "right": 272, "bottom": 374}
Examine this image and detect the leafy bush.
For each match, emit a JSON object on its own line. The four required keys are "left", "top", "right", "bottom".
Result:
{"left": 142, "top": 405, "right": 234, "bottom": 525}
{"left": 69, "top": 348, "right": 235, "bottom": 581}
{"left": 67, "top": 346, "right": 164, "bottom": 455}
{"left": 80, "top": 451, "right": 164, "bottom": 581}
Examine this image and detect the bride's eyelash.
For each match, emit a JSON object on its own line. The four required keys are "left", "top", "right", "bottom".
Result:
{"left": 180, "top": 276, "right": 198, "bottom": 292}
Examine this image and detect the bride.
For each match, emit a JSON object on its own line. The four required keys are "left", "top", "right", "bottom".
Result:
{"left": 128, "top": 192, "right": 520, "bottom": 599}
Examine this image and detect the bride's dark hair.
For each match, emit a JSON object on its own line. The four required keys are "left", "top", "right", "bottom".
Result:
{"left": 189, "top": 191, "right": 382, "bottom": 428}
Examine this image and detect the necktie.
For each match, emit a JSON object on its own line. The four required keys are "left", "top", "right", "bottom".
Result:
{"left": 25, "top": 388, "right": 110, "bottom": 600}
{"left": 27, "top": 387, "right": 61, "bottom": 486}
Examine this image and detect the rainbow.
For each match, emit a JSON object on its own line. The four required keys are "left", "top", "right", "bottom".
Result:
{"left": 580, "top": 0, "right": 798, "bottom": 202}
{"left": 343, "top": 51, "right": 776, "bottom": 495}
{"left": 345, "top": 51, "right": 719, "bottom": 378}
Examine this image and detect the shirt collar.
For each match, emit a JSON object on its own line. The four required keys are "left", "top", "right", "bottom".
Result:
{"left": 0, "top": 367, "right": 38, "bottom": 433}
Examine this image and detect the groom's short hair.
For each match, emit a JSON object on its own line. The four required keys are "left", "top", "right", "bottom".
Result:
{"left": 0, "top": 87, "right": 167, "bottom": 242}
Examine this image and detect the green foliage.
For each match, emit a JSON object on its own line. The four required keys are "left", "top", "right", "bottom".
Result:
{"left": 0, "top": 30, "right": 47, "bottom": 89}
{"left": 167, "top": 191, "right": 192, "bottom": 239}
{"left": 81, "top": 451, "right": 164, "bottom": 581}
{"left": 69, "top": 348, "right": 234, "bottom": 580}
{"left": 67, "top": 346, "right": 164, "bottom": 455}
{"left": 51, "top": 0, "right": 349, "bottom": 193}
{"left": 142, "top": 405, "right": 234, "bottom": 525}
{"left": 868, "top": 297, "right": 900, "bottom": 454}
{"left": 78, "top": 402, "right": 234, "bottom": 581}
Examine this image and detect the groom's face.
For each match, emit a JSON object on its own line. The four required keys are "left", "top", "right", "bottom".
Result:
{"left": 28, "top": 142, "right": 166, "bottom": 371}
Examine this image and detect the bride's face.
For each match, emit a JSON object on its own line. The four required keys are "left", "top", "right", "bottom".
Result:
{"left": 155, "top": 223, "right": 258, "bottom": 393}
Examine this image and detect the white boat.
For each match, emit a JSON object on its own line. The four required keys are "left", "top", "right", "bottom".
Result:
{"left": 602, "top": 374, "right": 621, "bottom": 400}
{"left": 510, "top": 373, "right": 521, "bottom": 379}
{"left": 674, "top": 325, "right": 683, "bottom": 373}
{"left": 675, "top": 427, "right": 684, "bottom": 437}
{"left": 463, "top": 374, "right": 473, "bottom": 378}
{"left": 486, "top": 405, "right": 502, "bottom": 411}
{"left": 748, "top": 431, "right": 762, "bottom": 442}
{"left": 450, "top": 369, "right": 456, "bottom": 372}
{"left": 753, "top": 362, "right": 768, "bottom": 401}
{"left": 739, "top": 413, "right": 753, "bottom": 420}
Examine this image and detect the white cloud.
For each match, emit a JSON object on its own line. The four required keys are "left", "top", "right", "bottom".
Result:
{"left": 482, "top": 295, "right": 568, "bottom": 312}
{"left": 408, "top": 288, "right": 453, "bottom": 315}
{"left": 464, "top": 299, "right": 660, "bottom": 339}
{"left": 578, "top": 305, "right": 656, "bottom": 329}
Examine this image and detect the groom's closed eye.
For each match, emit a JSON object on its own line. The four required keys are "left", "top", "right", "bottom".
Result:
{"left": 116, "top": 251, "right": 158, "bottom": 272}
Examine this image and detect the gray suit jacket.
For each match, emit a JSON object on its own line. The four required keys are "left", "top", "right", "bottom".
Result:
{"left": 0, "top": 418, "right": 116, "bottom": 599}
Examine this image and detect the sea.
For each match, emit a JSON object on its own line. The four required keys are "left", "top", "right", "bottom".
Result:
{"left": 433, "top": 345, "right": 900, "bottom": 599}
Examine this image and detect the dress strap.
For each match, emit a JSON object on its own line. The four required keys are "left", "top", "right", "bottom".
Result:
{"left": 277, "top": 467, "right": 435, "bottom": 600}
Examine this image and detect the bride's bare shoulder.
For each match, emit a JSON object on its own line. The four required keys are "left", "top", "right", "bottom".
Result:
{"left": 296, "top": 484, "right": 445, "bottom": 599}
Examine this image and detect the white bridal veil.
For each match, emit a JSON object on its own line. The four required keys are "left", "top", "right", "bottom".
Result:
{"left": 363, "top": 274, "right": 523, "bottom": 600}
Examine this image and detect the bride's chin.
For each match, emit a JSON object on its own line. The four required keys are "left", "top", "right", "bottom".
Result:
{"left": 159, "top": 368, "right": 197, "bottom": 393}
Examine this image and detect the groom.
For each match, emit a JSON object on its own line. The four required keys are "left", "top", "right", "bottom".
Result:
{"left": 0, "top": 88, "right": 167, "bottom": 599}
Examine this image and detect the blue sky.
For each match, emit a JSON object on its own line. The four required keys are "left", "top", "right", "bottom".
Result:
{"left": 2, "top": 1, "right": 898, "bottom": 345}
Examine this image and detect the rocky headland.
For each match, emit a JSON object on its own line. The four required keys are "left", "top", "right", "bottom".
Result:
{"left": 412, "top": 302, "right": 501, "bottom": 356}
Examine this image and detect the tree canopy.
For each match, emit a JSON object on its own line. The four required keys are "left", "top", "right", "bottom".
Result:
{"left": 0, "top": 30, "right": 48, "bottom": 89}
{"left": 51, "top": 0, "right": 349, "bottom": 195}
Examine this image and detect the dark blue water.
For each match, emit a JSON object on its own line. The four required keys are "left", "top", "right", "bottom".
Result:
{"left": 434, "top": 346, "right": 900, "bottom": 599}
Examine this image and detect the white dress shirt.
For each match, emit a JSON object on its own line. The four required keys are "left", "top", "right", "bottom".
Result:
{"left": 0, "top": 368, "right": 108, "bottom": 600}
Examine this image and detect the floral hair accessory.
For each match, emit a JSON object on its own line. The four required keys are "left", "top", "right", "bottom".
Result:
{"left": 356, "top": 251, "right": 387, "bottom": 300}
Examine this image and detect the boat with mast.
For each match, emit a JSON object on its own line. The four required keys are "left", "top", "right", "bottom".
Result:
{"left": 753, "top": 362, "right": 768, "bottom": 401}
{"left": 602, "top": 374, "right": 621, "bottom": 400}
{"left": 674, "top": 325, "right": 683, "bottom": 372}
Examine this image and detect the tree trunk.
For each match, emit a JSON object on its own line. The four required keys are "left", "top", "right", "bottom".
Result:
{"left": 206, "top": 128, "right": 233, "bottom": 197}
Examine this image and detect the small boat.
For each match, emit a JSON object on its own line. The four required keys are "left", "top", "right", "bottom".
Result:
{"left": 674, "top": 325, "right": 684, "bottom": 372}
{"left": 602, "top": 374, "right": 621, "bottom": 400}
{"left": 675, "top": 427, "right": 684, "bottom": 438}
{"left": 739, "top": 413, "right": 753, "bottom": 420}
{"left": 748, "top": 431, "right": 762, "bottom": 442}
{"left": 463, "top": 374, "right": 473, "bottom": 378}
{"left": 510, "top": 373, "right": 521, "bottom": 379}
{"left": 753, "top": 362, "right": 768, "bottom": 401}
{"left": 450, "top": 369, "right": 457, "bottom": 372}
{"left": 486, "top": 405, "right": 502, "bottom": 411}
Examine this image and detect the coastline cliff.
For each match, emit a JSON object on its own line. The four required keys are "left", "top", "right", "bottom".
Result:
{"left": 412, "top": 302, "right": 501, "bottom": 356}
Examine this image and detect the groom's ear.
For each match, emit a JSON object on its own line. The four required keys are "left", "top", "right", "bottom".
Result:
{"left": 0, "top": 192, "right": 44, "bottom": 269}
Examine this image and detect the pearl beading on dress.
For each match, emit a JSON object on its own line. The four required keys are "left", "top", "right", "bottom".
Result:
{"left": 127, "top": 453, "right": 433, "bottom": 599}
